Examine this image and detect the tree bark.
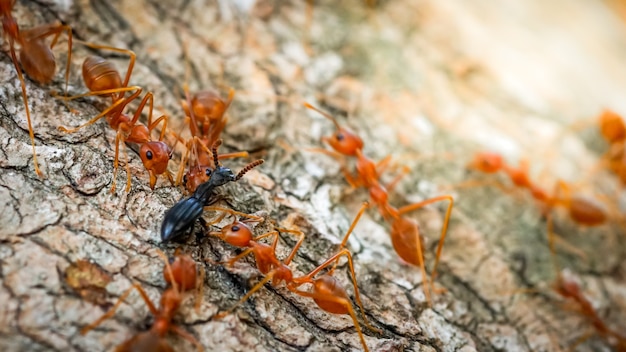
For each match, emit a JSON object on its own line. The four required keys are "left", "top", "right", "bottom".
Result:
{"left": 1, "top": 0, "right": 625, "bottom": 351}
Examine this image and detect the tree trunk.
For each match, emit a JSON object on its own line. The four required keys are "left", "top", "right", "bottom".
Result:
{"left": 1, "top": 0, "right": 625, "bottom": 351}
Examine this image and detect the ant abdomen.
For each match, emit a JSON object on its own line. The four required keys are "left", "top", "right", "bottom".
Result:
{"left": 82, "top": 56, "right": 123, "bottom": 95}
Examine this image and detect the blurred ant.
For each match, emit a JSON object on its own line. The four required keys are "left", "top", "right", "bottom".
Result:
{"left": 81, "top": 251, "right": 204, "bottom": 352}
{"left": 161, "top": 139, "right": 263, "bottom": 242}
{"left": 546, "top": 223, "right": 626, "bottom": 351}
{"left": 305, "top": 103, "right": 454, "bottom": 305}
{"left": 207, "top": 202, "right": 379, "bottom": 352}
{"left": 549, "top": 272, "right": 626, "bottom": 351}
{"left": 57, "top": 42, "right": 174, "bottom": 192}
{"left": 1, "top": 0, "right": 73, "bottom": 177}
{"left": 466, "top": 151, "right": 618, "bottom": 261}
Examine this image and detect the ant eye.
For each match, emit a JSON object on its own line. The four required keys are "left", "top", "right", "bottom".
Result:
{"left": 183, "top": 175, "right": 188, "bottom": 184}
{"left": 231, "top": 225, "right": 240, "bottom": 232}
{"left": 145, "top": 150, "right": 153, "bottom": 160}
{"left": 205, "top": 168, "right": 212, "bottom": 176}
{"left": 335, "top": 133, "right": 345, "bottom": 141}
{"left": 168, "top": 257, "right": 175, "bottom": 264}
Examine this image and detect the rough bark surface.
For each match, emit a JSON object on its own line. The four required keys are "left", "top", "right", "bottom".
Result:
{"left": 1, "top": 0, "right": 626, "bottom": 351}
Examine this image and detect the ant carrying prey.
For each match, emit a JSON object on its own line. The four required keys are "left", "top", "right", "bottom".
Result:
{"left": 161, "top": 139, "right": 263, "bottom": 242}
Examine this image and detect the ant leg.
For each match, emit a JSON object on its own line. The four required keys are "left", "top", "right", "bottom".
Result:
{"left": 111, "top": 132, "right": 123, "bottom": 193}
{"left": 288, "top": 286, "right": 370, "bottom": 352}
{"left": 218, "top": 151, "right": 250, "bottom": 160}
{"left": 191, "top": 137, "right": 249, "bottom": 164}
{"left": 170, "top": 325, "right": 203, "bottom": 352}
{"left": 397, "top": 195, "right": 454, "bottom": 294}
{"left": 274, "top": 228, "right": 305, "bottom": 265}
{"left": 129, "top": 92, "right": 154, "bottom": 127}
{"left": 80, "top": 282, "right": 158, "bottom": 335}
{"left": 123, "top": 142, "right": 132, "bottom": 193}
{"left": 339, "top": 202, "right": 370, "bottom": 249}
{"left": 213, "top": 272, "right": 277, "bottom": 319}
{"left": 7, "top": 41, "right": 42, "bottom": 177}
{"left": 206, "top": 248, "right": 255, "bottom": 267}
{"left": 56, "top": 86, "right": 141, "bottom": 102}
{"left": 384, "top": 165, "right": 410, "bottom": 193}
{"left": 194, "top": 265, "right": 205, "bottom": 312}
{"left": 57, "top": 88, "right": 141, "bottom": 133}
{"left": 203, "top": 206, "right": 264, "bottom": 224}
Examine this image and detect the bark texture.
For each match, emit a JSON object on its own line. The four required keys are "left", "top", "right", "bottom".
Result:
{"left": 1, "top": 0, "right": 626, "bottom": 351}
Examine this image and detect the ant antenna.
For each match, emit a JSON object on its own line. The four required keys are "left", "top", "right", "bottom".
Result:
{"left": 236, "top": 160, "right": 265, "bottom": 181}
{"left": 212, "top": 139, "right": 223, "bottom": 167}
{"left": 304, "top": 102, "right": 342, "bottom": 130}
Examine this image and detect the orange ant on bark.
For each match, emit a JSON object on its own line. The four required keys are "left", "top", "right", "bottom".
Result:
{"left": 467, "top": 152, "right": 609, "bottom": 227}
{"left": 205, "top": 203, "right": 379, "bottom": 352}
{"left": 305, "top": 103, "right": 454, "bottom": 305}
{"left": 465, "top": 151, "right": 617, "bottom": 261}
{"left": 81, "top": 251, "right": 204, "bottom": 352}
{"left": 1, "top": 0, "right": 73, "bottom": 177}
{"left": 57, "top": 42, "right": 174, "bottom": 192}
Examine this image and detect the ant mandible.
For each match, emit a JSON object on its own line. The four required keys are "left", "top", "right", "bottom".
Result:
{"left": 80, "top": 250, "right": 204, "bottom": 351}
{"left": 1, "top": 0, "right": 73, "bottom": 177}
{"left": 207, "top": 202, "right": 379, "bottom": 352}
{"left": 57, "top": 42, "right": 174, "bottom": 192}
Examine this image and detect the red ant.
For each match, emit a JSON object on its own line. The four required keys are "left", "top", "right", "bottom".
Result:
{"left": 205, "top": 203, "right": 379, "bottom": 352}
{"left": 467, "top": 152, "right": 608, "bottom": 226}
{"left": 57, "top": 43, "right": 173, "bottom": 192}
{"left": 80, "top": 251, "right": 204, "bottom": 351}
{"left": 1, "top": 0, "right": 73, "bottom": 177}
{"left": 305, "top": 103, "right": 454, "bottom": 305}
{"left": 174, "top": 86, "right": 248, "bottom": 193}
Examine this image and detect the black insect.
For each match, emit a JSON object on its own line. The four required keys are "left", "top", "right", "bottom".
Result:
{"left": 161, "top": 140, "right": 263, "bottom": 242}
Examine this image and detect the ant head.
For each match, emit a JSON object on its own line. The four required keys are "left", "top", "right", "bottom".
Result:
{"left": 206, "top": 165, "right": 236, "bottom": 188}
{"left": 184, "top": 166, "right": 214, "bottom": 193}
{"left": 467, "top": 152, "right": 503, "bottom": 173}
{"left": 303, "top": 102, "right": 364, "bottom": 156}
{"left": 221, "top": 220, "right": 253, "bottom": 247}
{"left": 324, "top": 129, "right": 364, "bottom": 156}
{"left": 140, "top": 142, "right": 171, "bottom": 189}
{"left": 164, "top": 254, "right": 197, "bottom": 292}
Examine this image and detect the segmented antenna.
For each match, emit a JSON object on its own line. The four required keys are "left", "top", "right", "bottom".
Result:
{"left": 236, "top": 160, "right": 264, "bottom": 180}
{"left": 211, "top": 139, "right": 223, "bottom": 167}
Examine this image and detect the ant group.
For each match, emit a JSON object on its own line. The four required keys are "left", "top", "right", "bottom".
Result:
{"left": 1, "top": 0, "right": 73, "bottom": 177}
{"left": 57, "top": 42, "right": 174, "bottom": 193}
{"left": 304, "top": 103, "right": 454, "bottom": 304}
{"left": 205, "top": 202, "right": 379, "bottom": 352}
{"left": 80, "top": 251, "right": 204, "bottom": 351}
